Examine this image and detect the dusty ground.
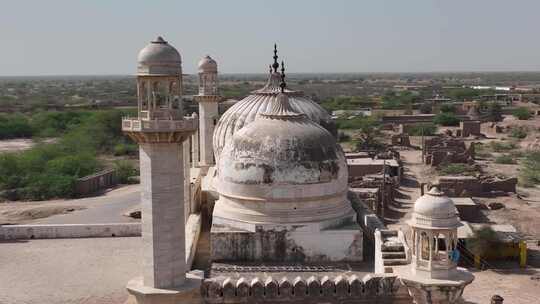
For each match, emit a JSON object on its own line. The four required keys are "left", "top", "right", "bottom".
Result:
{"left": 0, "top": 138, "right": 56, "bottom": 153}
{"left": 0, "top": 204, "right": 86, "bottom": 224}
{"left": 387, "top": 144, "right": 540, "bottom": 303}
{"left": 476, "top": 191, "right": 540, "bottom": 239}
{"left": 463, "top": 263, "right": 540, "bottom": 303}
{"left": 385, "top": 149, "right": 425, "bottom": 231}
{"left": 473, "top": 116, "right": 540, "bottom": 239}
{"left": 0, "top": 237, "right": 141, "bottom": 304}
{"left": 0, "top": 184, "right": 140, "bottom": 225}
{"left": 0, "top": 138, "right": 36, "bottom": 152}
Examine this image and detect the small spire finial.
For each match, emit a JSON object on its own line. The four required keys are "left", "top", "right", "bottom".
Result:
{"left": 280, "top": 61, "right": 286, "bottom": 92}
{"left": 154, "top": 36, "right": 166, "bottom": 44}
{"left": 272, "top": 44, "right": 279, "bottom": 73}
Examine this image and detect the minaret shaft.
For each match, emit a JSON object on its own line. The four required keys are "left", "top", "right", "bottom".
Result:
{"left": 195, "top": 55, "right": 220, "bottom": 167}
{"left": 140, "top": 143, "right": 186, "bottom": 288}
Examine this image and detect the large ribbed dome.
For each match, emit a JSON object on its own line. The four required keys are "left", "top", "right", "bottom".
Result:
{"left": 214, "top": 92, "right": 351, "bottom": 225}
{"left": 137, "top": 36, "right": 182, "bottom": 76}
{"left": 219, "top": 93, "right": 344, "bottom": 187}
{"left": 213, "top": 71, "right": 334, "bottom": 161}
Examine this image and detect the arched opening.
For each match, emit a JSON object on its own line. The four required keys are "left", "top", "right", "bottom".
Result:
{"left": 154, "top": 81, "right": 168, "bottom": 108}
{"left": 420, "top": 231, "right": 430, "bottom": 261}
{"left": 139, "top": 81, "right": 147, "bottom": 109}
{"left": 170, "top": 81, "right": 179, "bottom": 109}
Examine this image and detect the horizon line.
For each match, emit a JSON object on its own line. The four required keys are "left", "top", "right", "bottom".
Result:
{"left": 3, "top": 70, "right": 540, "bottom": 78}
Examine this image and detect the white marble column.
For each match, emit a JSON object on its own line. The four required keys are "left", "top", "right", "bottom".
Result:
{"left": 139, "top": 143, "right": 186, "bottom": 288}
{"left": 199, "top": 101, "right": 218, "bottom": 167}
{"left": 183, "top": 140, "right": 191, "bottom": 224}
{"left": 191, "top": 129, "right": 199, "bottom": 167}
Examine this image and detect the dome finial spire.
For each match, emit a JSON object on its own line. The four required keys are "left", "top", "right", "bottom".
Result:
{"left": 272, "top": 43, "right": 279, "bottom": 73}
{"left": 153, "top": 36, "right": 166, "bottom": 44}
{"left": 280, "top": 61, "right": 286, "bottom": 92}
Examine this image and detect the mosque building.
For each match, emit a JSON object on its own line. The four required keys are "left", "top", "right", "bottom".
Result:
{"left": 122, "top": 36, "right": 475, "bottom": 304}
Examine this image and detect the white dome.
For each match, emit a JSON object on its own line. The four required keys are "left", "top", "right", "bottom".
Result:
{"left": 198, "top": 55, "right": 217, "bottom": 73}
{"left": 213, "top": 72, "right": 335, "bottom": 161}
{"left": 219, "top": 93, "right": 344, "bottom": 187}
{"left": 409, "top": 187, "right": 461, "bottom": 229}
{"left": 214, "top": 92, "right": 351, "bottom": 224}
{"left": 137, "top": 36, "right": 182, "bottom": 76}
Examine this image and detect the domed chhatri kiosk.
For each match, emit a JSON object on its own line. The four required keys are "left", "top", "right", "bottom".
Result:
{"left": 211, "top": 63, "right": 362, "bottom": 263}
{"left": 400, "top": 187, "right": 474, "bottom": 304}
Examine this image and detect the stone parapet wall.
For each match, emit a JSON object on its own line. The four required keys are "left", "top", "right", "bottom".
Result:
{"left": 201, "top": 274, "right": 410, "bottom": 304}
{"left": 75, "top": 169, "right": 117, "bottom": 197}
{"left": 437, "top": 176, "right": 517, "bottom": 196}
{"left": 0, "top": 223, "right": 141, "bottom": 240}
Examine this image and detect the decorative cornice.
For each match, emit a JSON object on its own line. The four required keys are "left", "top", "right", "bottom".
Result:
{"left": 201, "top": 274, "right": 398, "bottom": 302}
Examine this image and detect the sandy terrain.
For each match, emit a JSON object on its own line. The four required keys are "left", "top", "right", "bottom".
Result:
{"left": 0, "top": 138, "right": 36, "bottom": 152}
{"left": 0, "top": 237, "right": 141, "bottom": 304}
{"left": 463, "top": 264, "right": 540, "bottom": 303}
{"left": 0, "top": 184, "right": 140, "bottom": 225}
{"left": 0, "top": 138, "right": 56, "bottom": 153}
{"left": 476, "top": 192, "right": 540, "bottom": 239}
{"left": 387, "top": 141, "right": 540, "bottom": 303}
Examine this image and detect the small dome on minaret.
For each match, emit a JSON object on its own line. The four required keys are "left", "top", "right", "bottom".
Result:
{"left": 137, "top": 36, "right": 182, "bottom": 76}
{"left": 198, "top": 55, "right": 218, "bottom": 73}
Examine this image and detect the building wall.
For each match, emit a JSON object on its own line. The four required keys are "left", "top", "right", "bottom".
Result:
{"left": 211, "top": 227, "right": 363, "bottom": 263}
{"left": 0, "top": 223, "right": 140, "bottom": 240}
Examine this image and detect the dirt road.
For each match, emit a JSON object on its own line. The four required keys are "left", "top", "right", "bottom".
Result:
{"left": 0, "top": 184, "right": 141, "bottom": 225}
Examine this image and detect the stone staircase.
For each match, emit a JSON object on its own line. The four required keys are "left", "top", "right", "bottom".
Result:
{"left": 377, "top": 230, "right": 409, "bottom": 273}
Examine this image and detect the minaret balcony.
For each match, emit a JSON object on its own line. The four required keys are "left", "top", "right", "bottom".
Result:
{"left": 122, "top": 116, "right": 197, "bottom": 144}
{"left": 122, "top": 116, "right": 197, "bottom": 133}
{"left": 194, "top": 95, "right": 221, "bottom": 103}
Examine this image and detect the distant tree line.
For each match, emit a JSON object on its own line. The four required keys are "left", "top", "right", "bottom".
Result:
{"left": 0, "top": 110, "right": 136, "bottom": 200}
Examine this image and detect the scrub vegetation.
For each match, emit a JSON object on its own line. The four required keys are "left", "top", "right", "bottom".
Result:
{"left": 0, "top": 110, "right": 135, "bottom": 200}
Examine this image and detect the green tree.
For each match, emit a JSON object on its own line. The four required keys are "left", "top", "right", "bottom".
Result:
{"left": 406, "top": 123, "right": 437, "bottom": 136}
{"left": 468, "top": 226, "right": 502, "bottom": 256}
{"left": 439, "top": 103, "right": 456, "bottom": 113}
{"left": 22, "top": 174, "right": 77, "bottom": 200}
{"left": 433, "top": 112, "right": 460, "bottom": 126}
{"left": 512, "top": 107, "right": 532, "bottom": 120}
{"left": 520, "top": 152, "right": 540, "bottom": 186}
{"left": 419, "top": 102, "right": 433, "bottom": 114}
{"left": 439, "top": 164, "right": 477, "bottom": 176}
{"left": 0, "top": 114, "right": 33, "bottom": 139}
{"left": 113, "top": 160, "right": 139, "bottom": 184}
{"left": 381, "top": 91, "right": 417, "bottom": 109}
{"left": 352, "top": 117, "right": 382, "bottom": 150}
{"left": 494, "top": 154, "right": 515, "bottom": 164}
{"left": 486, "top": 102, "right": 503, "bottom": 122}
{"left": 509, "top": 127, "right": 528, "bottom": 139}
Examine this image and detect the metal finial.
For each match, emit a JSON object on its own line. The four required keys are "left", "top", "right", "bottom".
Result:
{"left": 269, "top": 64, "right": 273, "bottom": 74}
{"left": 280, "top": 61, "right": 286, "bottom": 92}
{"left": 272, "top": 44, "right": 279, "bottom": 73}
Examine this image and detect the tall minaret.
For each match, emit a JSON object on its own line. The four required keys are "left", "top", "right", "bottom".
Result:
{"left": 123, "top": 37, "right": 197, "bottom": 296}
{"left": 194, "top": 55, "right": 220, "bottom": 168}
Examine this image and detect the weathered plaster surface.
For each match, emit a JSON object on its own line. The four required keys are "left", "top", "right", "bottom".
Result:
{"left": 210, "top": 220, "right": 362, "bottom": 263}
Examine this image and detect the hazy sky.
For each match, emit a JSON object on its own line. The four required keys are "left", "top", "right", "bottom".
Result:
{"left": 2, "top": 0, "right": 540, "bottom": 76}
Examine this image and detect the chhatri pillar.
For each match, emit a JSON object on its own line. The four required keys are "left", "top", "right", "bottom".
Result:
{"left": 194, "top": 55, "right": 220, "bottom": 170}
{"left": 123, "top": 36, "right": 200, "bottom": 304}
{"left": 400, "top": 187, "right": 474, "bottom": 304}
